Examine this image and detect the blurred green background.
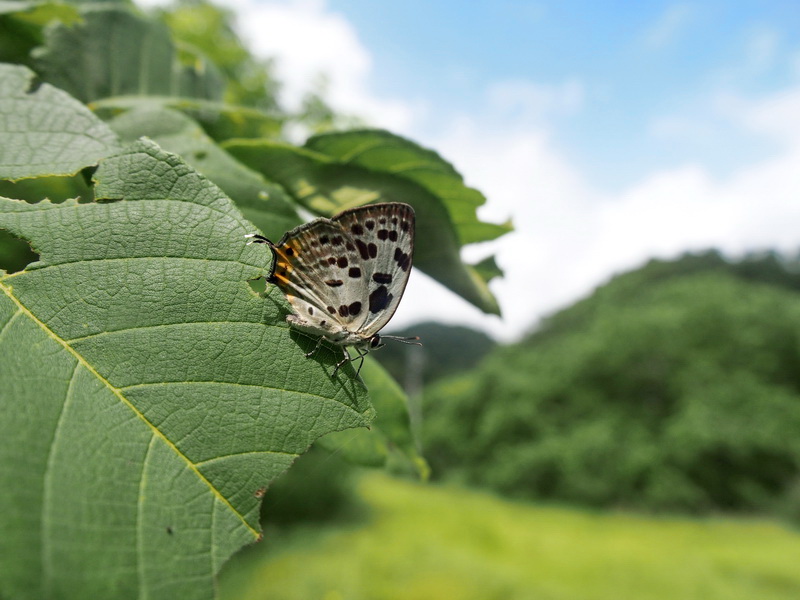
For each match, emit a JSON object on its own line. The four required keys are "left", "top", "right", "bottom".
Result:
{"left": 218, "top": 250, "right": 800, "bottom": 599}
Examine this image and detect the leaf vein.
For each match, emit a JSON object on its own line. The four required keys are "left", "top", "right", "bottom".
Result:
{"left": 0, "top": 256, "right": 265, "bottom": 281}
{"left": 136, "top": 435, "right": 157, "bottom": 600}
{"left": 0, "top": 308, "right": 22, "bottom": 342}
{"left": 193, "top": 449, "right": 300, "bottom": 467}
{"left": 41, "top": 359, "right": 80, "bottom": 597}
{"left": 64, "top": 320, "right": 286, "bottom": 344}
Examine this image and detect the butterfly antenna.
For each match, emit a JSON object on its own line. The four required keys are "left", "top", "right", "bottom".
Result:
{"left": 245, "top": 233, "right": 273, "bottom": 245}
{"left": 381, "top": 335, "right": 423, "bottom": 346}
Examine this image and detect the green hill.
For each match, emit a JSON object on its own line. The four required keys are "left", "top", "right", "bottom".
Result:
{"left": 422, "top": 252, "right": 800, "bottom": 518}
{"left": 374, "top": 321, "right": 497, "bottom": 391}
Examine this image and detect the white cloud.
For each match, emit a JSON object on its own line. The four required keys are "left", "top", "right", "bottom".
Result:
{"left": 484, "top": 79, "right": 584, "bottom": 125}
{"left": 397, "top": 79, "right": 800, "bottom": 341}
{"left": 743, "top": 27, "right": 781, "bottom": 74}
{"left": 139, "top": 0, "right": 417, "bottom": 131}
{"left": 230, "top": 0, "right": 416, "bottom": 131}
{"left": 714, "top": 26, "right": 783, "bottom": 85}
{"left": 393, "top": 92, "right": 605, "bottom": 340}
{"left": 648, "top": 115, "right": 715, "bottom": 142}
{"left": 716, "top": 86, "right": 800, "bottom": 145}
{"left": 642, "top": 4, "right": 694, "bottom": 49}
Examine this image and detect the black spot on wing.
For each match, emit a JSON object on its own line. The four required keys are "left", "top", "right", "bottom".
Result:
{"left": 373, "top": 272, "right": 393, "bottom": 284}
{"left": 355, "top": 239, "right": 370, "bottom": 260}
{"left": 337, "top": 257, "right": 348, "bottom": 268}
{"left": 368, "top": 243, "right": 377, "bottom": 259}
{"left": 349, "top": 267, "right": 362, "bottom": 278}
{"left": 338, "top": 305, "right": 349, "bottom": 317}
{"left": 377, "top": 229, "right": 389, "bottom": 240}
{"left": 325, "top": 279, "right": 343, "bottom": 287}
{"left": 349, "top": 301, "right": 362, "bottom": 316}
{"left": 393, "top": 247, "right": 411, "bottom": 272}
{"left": 365, "top": 220, "right": 375, "bottom": 230}
{"left": 369, "top": 285, "right": 393, "bottom": 314}
{"left": 351, "top": 224, "right": 364, "bottom": 235}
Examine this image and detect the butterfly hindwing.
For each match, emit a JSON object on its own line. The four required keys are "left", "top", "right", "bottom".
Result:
{"left": 332, "top": 203, "right": 415, "bottom": 337}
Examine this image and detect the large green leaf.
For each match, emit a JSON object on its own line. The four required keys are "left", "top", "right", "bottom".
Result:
{"left": 0, "top": 63, "right": 121, "bottom": 180}
{"left": 33, "top": 5, "right": 224, "bottom": 104}
{"left": 305, "top": 129, "right": 512, "bottom": 245}
{"left": 225, "top": 139, "right": 502, "bottom": 315}
{"left": 107, "top": 105, "right": 301, "bottom": 240}
{"left": 0, "top": 140, "right": 374, "bottom": 600}
{"left": 92, "top": 96, "right": 285, "bottom": 142}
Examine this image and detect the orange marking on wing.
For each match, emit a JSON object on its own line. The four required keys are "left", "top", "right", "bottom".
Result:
{"left": 274, "top": 245, "right": 300, "bottom": 261}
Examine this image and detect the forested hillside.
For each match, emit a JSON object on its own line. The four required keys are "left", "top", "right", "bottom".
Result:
{"left": 423, "top": 251, "right": 800, "bottom": 519}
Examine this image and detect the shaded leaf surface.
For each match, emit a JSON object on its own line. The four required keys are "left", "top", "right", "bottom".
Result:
{"left": 33, "top": 5, "right": 223, "bottom": 104}
{"left": 93, "top": 95, "right": 285, "bottom": 142}
{"left": 0, "top": 63, "right": 121, "bottom": 180}
{"left": 225, "top": 140, "right": 501, "bottom": 314}
{"left": 107, "top": 106, "right": 301, "bottom": 240}
{"left": 306, "top": 129, "right": 512, "bottom": 244}
{"left": 0, "top": 140, "right": 373, "bottom": 600}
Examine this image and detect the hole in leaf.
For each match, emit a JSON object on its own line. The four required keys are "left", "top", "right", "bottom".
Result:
{"left": 248, "top": 277, "right": 267, "bottom": 295}
{"left": 0, "top": 174, "right": 93, "bottom": 204}
{"left": 0, "top": 230, "right": 38, "bottom": 273}
{"left": 193, "top": 150, "right": 208, "bottom": 160}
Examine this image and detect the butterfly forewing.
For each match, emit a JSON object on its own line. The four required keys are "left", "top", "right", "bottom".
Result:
{"left": 270, "top": 218, "right": 369, "bottom": 331}
{"left": 332, "top": 203, "right": 415, "bottom": 337}
{"left": 267, "top": 202, "right": 414, "bottom": 345}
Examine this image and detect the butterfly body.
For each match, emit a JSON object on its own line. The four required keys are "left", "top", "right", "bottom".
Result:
{"left": 248, "top": 202, "right": 419, "bottom": 374}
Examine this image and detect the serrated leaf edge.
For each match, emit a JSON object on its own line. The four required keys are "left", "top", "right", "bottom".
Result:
{"left": 0, "top": 280, "right": 261, "bottom": 540}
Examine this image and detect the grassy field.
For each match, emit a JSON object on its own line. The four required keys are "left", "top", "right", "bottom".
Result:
{"left": 219, "top": 473, "right": 800, "bottom": 600}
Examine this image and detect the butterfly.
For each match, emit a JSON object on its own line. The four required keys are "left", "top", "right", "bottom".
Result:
{"left": 247, "top": 202, "right": 421, "bottom": 375}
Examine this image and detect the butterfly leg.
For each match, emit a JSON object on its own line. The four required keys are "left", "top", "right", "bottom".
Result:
{"left": 305, "top": 335, "right": 325, "bottom": 358}
{"left": 332, "top": 348, "right": 353, "bottom": 376}
{"left": 355, "top": 350, "right": 367, "bottom": 377}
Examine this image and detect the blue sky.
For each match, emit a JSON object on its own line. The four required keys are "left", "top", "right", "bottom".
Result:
{"left": 328, "top": 0, "right": 800, "bottom": 188}
{"left": 141, "top": 0, "right": 800, "bottom": 339}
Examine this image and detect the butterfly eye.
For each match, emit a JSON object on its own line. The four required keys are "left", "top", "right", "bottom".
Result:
{"left": 370, "top": 335, "right": 382, "bottom": 349}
